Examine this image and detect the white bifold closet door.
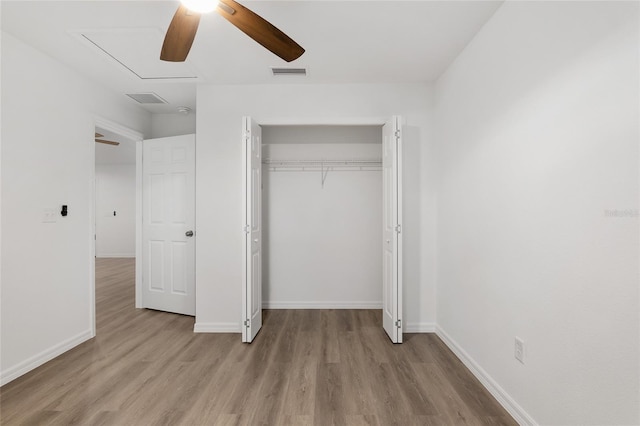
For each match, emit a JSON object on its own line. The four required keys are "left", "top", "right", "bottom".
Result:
{"left": 382, "top": 116, "right": 403, "bottom": 343}
{"left": 142, "top": 134, "right": 196, "bottom": 316}
{"left": 242, "top": 117, "right": 263, "bottom": 343}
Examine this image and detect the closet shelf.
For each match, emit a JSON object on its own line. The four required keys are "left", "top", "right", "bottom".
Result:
{"left": 263, "top": 158, "right": 382, "bottom": 171}
{"left": 263, "top": 159, "right": 382, "bottom": 188}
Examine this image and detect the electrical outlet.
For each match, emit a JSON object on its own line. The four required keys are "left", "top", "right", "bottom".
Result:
{"left": 515, "top": 337, "right": 525, "bottom": 364}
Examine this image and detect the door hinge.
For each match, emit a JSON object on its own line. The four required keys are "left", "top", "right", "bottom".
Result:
{"left": 244, "top": 225, "right": 250, "bottom": 234}
{"left": 244, "top": 319, "right": 250, "bottom": 328}
{"left": 395, "top": 319, "right": 402, "bottom": 328}
{"left": 244, "top": 131, "right": 251, "bottom": 141}
{"left": 394, "top": 130, "right": 401, "bottom": 139}
{"left": 395, "top": 224, "right": 402, "bottom": 234}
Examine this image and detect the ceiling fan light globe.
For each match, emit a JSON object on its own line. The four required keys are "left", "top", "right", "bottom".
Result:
{"left": 181, "top": 0, "right": 218, "bottom": 14}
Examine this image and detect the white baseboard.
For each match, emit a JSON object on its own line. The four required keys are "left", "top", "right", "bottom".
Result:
{"left": 435, "top": 325, "right": 537, "bottom": 426}
{"left": 0, "top": 330, "right": 93, "bottom": 386}
{"left": 194, "top": 322, "right": 241, "bottom": 333}
{"left": 262, "top": 301, "right": 382, "bottom": 309}
{"left": 95, "top": 253, "right": 135, "bottom": 258}
{"left": 405, "top": 322, "right": 436, "bottom": 333}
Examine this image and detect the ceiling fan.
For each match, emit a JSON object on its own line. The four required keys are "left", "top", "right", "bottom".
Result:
{"left": 160, "top": 0, "right": 304, "bottom": 63}
{"left": 95, "top": 133, "right": 120, "bottom": 146}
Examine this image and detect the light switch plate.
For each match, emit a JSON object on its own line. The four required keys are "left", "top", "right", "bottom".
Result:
{"left": 42, "top": 208, "right": 57, "bottom": 223}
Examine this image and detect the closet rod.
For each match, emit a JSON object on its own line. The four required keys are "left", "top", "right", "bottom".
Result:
{"left": 264, "top": 167, "right": 382, "bottom": 172}
{"left": 263, "top": 159, "right": 382, "bottom": 167}
{"left": 263, "top": 159, "right": 382, "bottom": 188}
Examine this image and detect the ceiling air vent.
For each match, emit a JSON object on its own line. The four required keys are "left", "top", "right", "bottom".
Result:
{"left": 125, "top": 92, "right": 168, "bottom": 104}
{"left": 271, "top": 67, "right": 307, "bottom": 76}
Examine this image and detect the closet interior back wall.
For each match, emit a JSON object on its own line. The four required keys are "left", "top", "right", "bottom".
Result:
{"left": 262, "top": 131, "right": 383, "bottom": 309}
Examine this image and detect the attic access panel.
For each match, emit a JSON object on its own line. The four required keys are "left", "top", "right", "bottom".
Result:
{"left": 72, "top": 28, "right": 199, "bottom": 80}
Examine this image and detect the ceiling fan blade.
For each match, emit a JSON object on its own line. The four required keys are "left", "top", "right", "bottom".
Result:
{"left": 95, "top": 132, "right": 104, "bottom": 138}
{"left": 216, "top": 0, "right": 304, "bottom": 62}
{"left": 160, "top": 4, "right": 202, "bottom": 62}
{"left": 95, "top": 139, "right": 120, "bottom": 146}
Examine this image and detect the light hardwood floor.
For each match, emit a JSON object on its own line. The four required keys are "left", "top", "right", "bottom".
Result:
{"left": 0, "top": 258, "right": 517, "bottom": 425}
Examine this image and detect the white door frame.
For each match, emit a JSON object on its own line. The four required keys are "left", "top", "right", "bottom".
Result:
{"left": 242, "top": 115, "right": 403, "bottom": 341}
{"left": 91, "top": 116, "right": 144, "bottom": 337}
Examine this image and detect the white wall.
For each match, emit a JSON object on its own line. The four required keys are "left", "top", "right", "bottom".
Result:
{"left": 95, "top": 164, "right": 136, "bottom": 258}
{"left": 433, "top": 2, "right": 639, "bottom": 425}
{"left": 195, "top": 83, "right": 436, "bottom": 332}
{"left": 0, "top": 32, "right": 151, "bottom": 384}
{"left": 150, "top": 113, "right": 196, "bottom": 139}
{"left": 263, "top": 136, "right": 382, "bottom": 308}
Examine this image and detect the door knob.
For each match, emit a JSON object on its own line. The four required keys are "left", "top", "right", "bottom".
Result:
{"left": 254, "top": 238, "right": 259, "bottom": 243}
{"left": 186, "top": 230, "right": 194, "bottom": 237}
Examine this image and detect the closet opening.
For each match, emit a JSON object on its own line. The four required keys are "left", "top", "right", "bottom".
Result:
{"left": 262, "top": 125, "right": 384, "bottom": 311}
{"left": 242, "top": 118, "right": 403, "bottom": 343}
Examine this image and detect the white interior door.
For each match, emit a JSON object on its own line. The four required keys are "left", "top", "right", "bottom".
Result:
{"left": 142, "top": 134, "right": 196, "bottom": 316}
{"left": 382, "top": 116, "right": 403, "bottom": 343}
{"left": 242, "top": 117, "right": 263, "bottom": 342}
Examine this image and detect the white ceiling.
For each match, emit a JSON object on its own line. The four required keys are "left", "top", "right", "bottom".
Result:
{"left": 1, "top": 1, "right": 503, "bottom": 114}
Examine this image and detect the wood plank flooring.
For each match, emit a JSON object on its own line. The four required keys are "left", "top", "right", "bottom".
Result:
{"left": 0, "top": 258, "right": 517, "bottom": 426}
